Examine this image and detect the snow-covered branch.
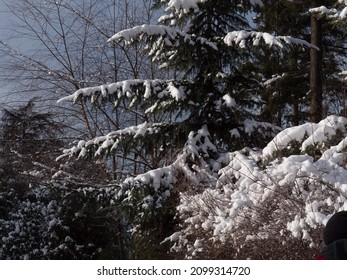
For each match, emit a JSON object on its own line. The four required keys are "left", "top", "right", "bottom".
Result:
{"left": 310, "top": 4, "right": 347, "bottom": 21}
{"left": 162, "top": 0, "right": 263, "bottom": 14}
{"left": 58, "top": 79, "right": 189, "bottom": 105}
{"left": 164, "top": 0, "right": 206, "bottom": 14}
{"left": 339, "top": 71, "right": 347, "bottom": 81}
{"left": 224, "top": 31, "right": 319, "bottom": 50}
{"left": 263, "top": 115, "right": 347, "bottom": 158}
{"left": 108, "top": 24, "right": 218, "bottom": 52}
{"left": 57, "top": 122, "right": 168, "bottom": 160}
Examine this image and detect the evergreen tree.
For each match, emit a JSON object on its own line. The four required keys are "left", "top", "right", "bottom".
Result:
{"left": 252, "top": 0, "right": 311, "bottom": 126}
{"left": 151, "top": 0, "right": 268, "bottom": 150}
{"left": 253, "top": 0, "right": 347, "bottom": 126}
{"left": 309, "top": 0, "right": 347, "bottom": 119}
{"left": 59, "top": 0, "right": 315, "bottom": 161}
{"left": 58, "top": 0, "right": 316, "bottom": 258}
{"left": 0, "top": 100, "right": 63, "bottom": 195}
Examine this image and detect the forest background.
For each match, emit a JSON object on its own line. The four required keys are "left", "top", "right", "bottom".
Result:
{"left": 0, "top": 0, "right": 347, "bottom": 260}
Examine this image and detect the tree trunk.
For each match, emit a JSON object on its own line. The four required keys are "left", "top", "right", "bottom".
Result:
{"left": 310, "top": 0, "right": 323, "bottom": 123}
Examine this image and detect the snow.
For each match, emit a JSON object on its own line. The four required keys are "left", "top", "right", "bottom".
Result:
{"left": 48, "top": 218, "right": 59, "bottom": 228}
{"left": 162, "top": 116, "right": 347, "bottom": 258}
{"left": 107, "top": 24, "right": 218, "bottom": 52}
{"left": 57, "top": 79, "right": 192, "bottom": 110}
{"left": 165, "top": 0, "right": 205, "bottom": 14}
{"left": 243, "top": 119, "right": 280, "bottom": 136}
{"left": 163, "top": 0, "right": 263, "bottom": 15}
{"left": 185, "top": 125, "right": 217, "bottom": 159}
{"left": 108, "top": 25, "right": 177, "bottom": 42}
{"left": 161, "top": 231, "right": 183, "bottom": 244}
{"left": 309, "top": 6, "right": 336, "bottom": 16}
{"left": 224, "top": 31, "right": 319, "bottom": 51}
{"left": 168, "top": 82, "right": 185, "bottom": 101}
{"left": 144, "top": 80, "right": 152, "bottom": 98}
{"left": 263, "top": 115, "right": 347, "bottom": 158}
{"left": 263, "top": 73, "right": 288, "bottom": 87}
{"left": 341, "top": 7, "right": 347, "bottom": 18}
{"left": 222, "top": 94, "right": 236, "bottom": 108}
{"left": 57, "top": 122, "right": 166, "bottom": 160}
{"left": 48, "top": 0, "right": 347, "bottom": 260}
{"left": 58, "top": 79, "right": 149, "bottom": 103}
{"left": 310, "top": 2, "right": 347, "bottom": 20}
{"left": 339, "top": 71, "right": 347, "bottom": 80}
{"left": 263, "top": 123, "right": 313, "bottom": 157}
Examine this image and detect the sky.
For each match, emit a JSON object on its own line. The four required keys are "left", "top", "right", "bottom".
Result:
{"left": 0, "top": 1, "right": 40, "bottom": 110}
{"left": 0, "top": 1, "right": 15, "bottom": 109}
{"left": 0, "top": 0, "right": 8, "bottom": 26}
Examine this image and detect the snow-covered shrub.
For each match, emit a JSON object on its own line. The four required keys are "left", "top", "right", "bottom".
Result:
{"left": 164, "top": 116, "right": 347, "bottom": 259}
{"left": 263, "top": 115, "right": 347, "bottom": 160}
{"left": 0, "top": 183, "right": 127, "bottom": 260}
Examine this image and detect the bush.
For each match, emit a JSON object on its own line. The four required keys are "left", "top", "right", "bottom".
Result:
{"left": 163, "top": 116, "right": 347, "bottom": 259}
{"left": 0, "top": 183, "right": 129, "bottom": 260}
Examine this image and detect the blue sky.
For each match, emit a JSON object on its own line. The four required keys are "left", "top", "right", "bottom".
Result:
{"left": 0, "top": 1, "right": 11, "bottom": 39}
{"left": 0, "top": 1, "right": 23, "bottom": 109}
{"left": 0, "top": 1, "right": 10, "bottom": 104}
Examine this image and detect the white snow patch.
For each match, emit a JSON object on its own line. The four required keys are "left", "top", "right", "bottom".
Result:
{"left": 224, "top": 31, "right": 319, "bottom": 50}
